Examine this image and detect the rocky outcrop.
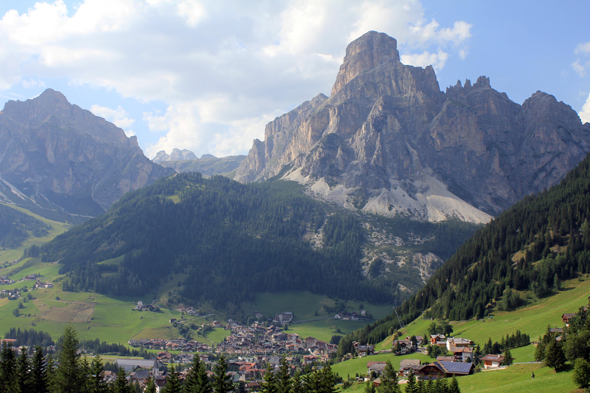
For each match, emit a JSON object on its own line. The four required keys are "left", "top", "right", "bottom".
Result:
{"left": 153, "top": 148, "right": 198, "bottom": 163}
{"left": 153, "top": 150, "right": 246, "bottom": 178}
{"left": 236, "top": 31, "right": 590, "bottom": 222}
{"left": 0, "top": 89, "right": 174, "bottom": 221}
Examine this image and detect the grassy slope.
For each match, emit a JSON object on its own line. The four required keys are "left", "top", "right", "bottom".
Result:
{"left": 0, "top": 203, "right": 71, "bottom": 264}
{"left": 339, "top": 364, "right": 579, "bottom": 393}
{"left": 1, "top": 258, "right": 390, "bottom": 346}
{"left": 335, "top": 277, "right": 590, "bottom": 392}
{"left": 252, "top": 292, "right": 392, "bottom": 342}
{"left": 396, "top": 277, "right": 590, "bottom": 346}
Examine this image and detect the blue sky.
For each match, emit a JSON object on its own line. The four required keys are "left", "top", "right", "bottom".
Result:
{"left": 0, "top": 0, "right": 589, "bottom": 158}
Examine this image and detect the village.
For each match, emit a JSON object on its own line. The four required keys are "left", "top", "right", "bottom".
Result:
{"left": 0, "top": 273, "right": 53, "bottom": 300}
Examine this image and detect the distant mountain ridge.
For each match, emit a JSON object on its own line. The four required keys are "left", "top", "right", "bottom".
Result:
{"left": 0, "top": 89, "right": 174, "bottom": 222}
{"left": 153, "top": 148, "right": 246, "bottom": 178}
{"left": 236, "top": 31, "right": 590, "bottom": 223}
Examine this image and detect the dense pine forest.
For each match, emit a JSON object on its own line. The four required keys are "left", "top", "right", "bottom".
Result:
{"left": 338, "top": 151, "right": 590, "bottom": 348}
{"left": 35, "top": 173, "right": 395, "bottom": 308}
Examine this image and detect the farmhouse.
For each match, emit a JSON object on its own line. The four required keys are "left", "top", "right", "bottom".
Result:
{"left": 562, "top": 313, "right": 576, "bottom": 325}
{"left": 398, "top": 359, "right": 421, "bottom": 376}
{"left": 480, "top": 354, "right": 505, "bottom": 369}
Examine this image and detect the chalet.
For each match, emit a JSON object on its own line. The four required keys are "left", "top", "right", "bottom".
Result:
{"left": 430, "top": 334, "right": 446, "bottom": 346}
{"left": 451, "top": 346, "right": 473, "bottom": 362}
{"left": 274, "top": 312, "right": 294, "bottom": 325}
{"left": 212, "top": 320, "right": 222, "bottom": 328}
{"left": 392, "top": 339, "right": 414, "bottom": 355}
{"left": 305, "top": 337, "right": 318, "bottom": 347}
{"left": 398, "top": 359, "right": 421, "bottom": 376}
{"left": 446, "top": 337, "right": 473, "bottom": 350}
{"left": 416, "top": 361, "right": 473, "bottom": 379}
{"left": 357, "top": 345, "right": 375, "bottom": 357}
{"left": 480, "top": 354, "right": 505, "bottom": 369}
{"left": 562, "top": 313, "right": 576, "bottom": 326}
{"left": 436, "top": 356, "right": 454, "bottom": 362}
{"left": 367, "top": 362, "right": 387, "bottom": 376}
{"left": 549, "top": 328, "right": 564, "bottom": 334}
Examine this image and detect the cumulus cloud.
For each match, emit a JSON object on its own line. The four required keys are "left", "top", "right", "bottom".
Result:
{"left": 573, "top": 41, "right": 590, "bottom": 78}
{"left": 580, "top": 93, "right": 590, "bottom": 124}
{"left": 91, "top": 104, "right": 135, "bottom": 131}
{"left": 0, "top": 0, "right": 472, "bottom": 157}
{"left": 401, "top": 50, "right": 449, "bottom": 70}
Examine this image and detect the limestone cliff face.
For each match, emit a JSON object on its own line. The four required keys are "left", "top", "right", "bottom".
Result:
{"left": 0, "top": 89, "right": 174, "bottom": 220}
{"left": 236, "top": 31, "right": 590, "bottom": 222}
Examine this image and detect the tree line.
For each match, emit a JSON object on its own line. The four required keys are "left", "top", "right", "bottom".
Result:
{"left": 0, "top": 326, "right": 341, "bottom": 393}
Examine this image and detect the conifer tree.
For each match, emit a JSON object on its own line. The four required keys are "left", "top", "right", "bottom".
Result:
{"left": 545, "top": 339, "right": 566, "bottom": 371}
{"left": 89, "top": 354, "right": 108, "bottom": 393}
{"left": 185, "top": 355, "right": 212, "bottom": 393}
{"left": 260, "top": 364, "right": 277, "bottom": 393}
{"left": 319, "top": 363, "right": 337, "bottom": 393}
{"left": 53, "top": 325, "right": 84, "bottom": 393}
{"left": 113, "top": 367, "right": 133, "bottom": 393}
{"left": 364, "top": 380, "right": 376, "bottom": 393}
{"left": 31, "top": 345, "right": 49, "bottom": 393}
{"left": 164, "top": 365, "right": 183, "bottom": 393}
{"left": 276, "top": 357, "right": 291, "bottom": 393}
{"left": 145, "top": 376, "right": 157, "bottom": 393}
{"left": 213, "top": 356, "right": 233, "bottom": 393}
{"left": 291, "top": 371, "right": 303, "bottom": 393}
{"left": 377, "top": 360, "right": 400, "bottom": 393}
{"left": 404, "top": 369, "right": 417, "bottom": 393}
{"left": 448, "top": 375, "right": 461, "bottom": 393}
{"left": 573, "top": 358, "right": 590, "bottom": 389}
{"left": 0, "top": 341, "right": 18, "bottom": 393}
{"left": 17, "top": 345, "right": 32, "bottom": 393}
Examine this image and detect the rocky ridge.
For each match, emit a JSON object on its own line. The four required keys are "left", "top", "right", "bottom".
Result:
{"left": 0, "top": 89, "right": 174, "bottom": 222}
{"left": 235, "top": 31, "right": 590, "bottom": 224}
{"left": 153, "top": 149, "right": 246, "bottom": 178}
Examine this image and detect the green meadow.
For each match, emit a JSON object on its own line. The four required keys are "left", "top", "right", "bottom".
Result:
{"left": 394, "top": 277, "right": 590, "bottom": 348}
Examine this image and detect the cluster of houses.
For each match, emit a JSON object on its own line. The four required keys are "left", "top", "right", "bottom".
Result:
{"left": 217, "top": 322, "right": 337, "bottom": 356}
{"left": 368, "top": 359, "right": 474, "bottom": 383}
{"left": 134, "top": 301, "right": 159, "bottom": 312}
{"left": 0, "top": 276, "right": 15, "bottom": 285}
{"left": 129, "top": 321, "right": 337, "bottom": 358}
{"left": 334, "top": 310, "right": 366, "bottom": 320}
{"left": 128, "top": 338, "right": 211, "bottom": 352}
{"left": 112, "top": 351, "right": 331, "bottom": 391}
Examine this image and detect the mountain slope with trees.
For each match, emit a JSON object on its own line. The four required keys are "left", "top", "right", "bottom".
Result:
{"left": 37, "top": 173, "right": 399, "bottom": 308}
{"left": 338, "top": 150, "right": 590, "bottom": 348}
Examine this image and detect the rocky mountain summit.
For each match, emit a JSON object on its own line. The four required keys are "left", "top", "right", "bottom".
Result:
{"left": 235, "top": 31, "right": 590, "bottom": 223}
{"left": 153, "top": 148, "right": 198, "bottom": 163}
{"left": 0, "top": 89, "right": 174, "bottom": 222}
{"left": 153, "top": 149, "right": 245, "bottom": 178}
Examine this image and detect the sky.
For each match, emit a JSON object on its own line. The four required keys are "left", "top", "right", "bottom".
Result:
{"left": 0, "top": 0, "right": 589, "bottom": 159}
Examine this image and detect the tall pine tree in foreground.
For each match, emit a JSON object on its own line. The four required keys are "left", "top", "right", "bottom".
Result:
{"left": 53, "top": 325, "right": 84, "bottom": 393}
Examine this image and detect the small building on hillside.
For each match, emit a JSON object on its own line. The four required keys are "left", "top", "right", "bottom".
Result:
{"left": 480, "top": 354, "right": 505, "bottom": 369}
{"left": 562, "top": 313, "right": 576, "bottom": 326}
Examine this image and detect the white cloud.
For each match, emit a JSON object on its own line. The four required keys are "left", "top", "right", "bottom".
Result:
{"left": 21, "top": 79, "right": 46, "bottom": 89}
{"left": 91, "top": 104, "right": 135, "bottom": 129}
{"left": 401, "top": 50, "right": 449, "bottom": 70}
{"left": 573, "top": 41, "right": 590, "bottom": 78}
{"left": 580, "top": 93, "right": 590, "bottom": 124}
{"left": 177, "top": 0, "right": 206, "bottom": 27}
{"left": 575, "top": 42, "right": 590, "bottom": 55}
{"left": 0, "top": 0, "right": 472, "bottom": 158}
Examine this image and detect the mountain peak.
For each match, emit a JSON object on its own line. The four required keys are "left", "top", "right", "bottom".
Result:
{"left": 331, "top": 31, "right": 400, "bottom": 96}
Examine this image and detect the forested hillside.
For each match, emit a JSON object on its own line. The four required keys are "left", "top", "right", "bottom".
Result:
{"left": 338, "top": 151, "right": 590, "bottom": 348}
{"left": 0, "top": 204, "right": 50, "bottom": 248}
{"left": 36, "top": 173, "right": 396, "bottom": 308}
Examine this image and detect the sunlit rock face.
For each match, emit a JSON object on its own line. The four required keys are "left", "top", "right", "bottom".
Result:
{"left": 236, "top": 31, "right": 590, "bottom": 223}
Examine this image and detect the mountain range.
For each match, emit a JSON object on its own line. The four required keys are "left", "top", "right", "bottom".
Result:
{"left": 0, "top": 89, "right": 173, "bottom": 223}
{"left": 153, "top": 148, "right": 245, "bottom": 178}
{"left": 236, "top": 31, "right": 590, "bottom": 224}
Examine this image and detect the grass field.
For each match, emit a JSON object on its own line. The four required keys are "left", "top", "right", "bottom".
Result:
{"left": 394, "top": 277, "right": 590, "bottom": 347}
{"left": 339, "top": 364, "right": 580, "bottom": 393}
